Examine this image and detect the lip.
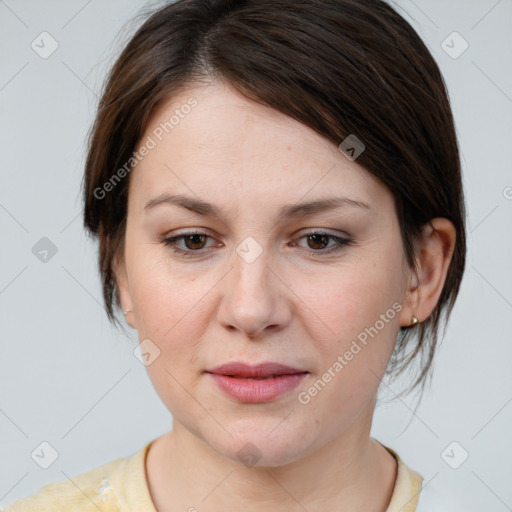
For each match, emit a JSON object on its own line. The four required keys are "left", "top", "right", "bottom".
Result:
{"left": 205, "top": 362, "right": 308, "bottom": 403}
{"left": 206, "top": 361, "right": 307, "bottom": 378}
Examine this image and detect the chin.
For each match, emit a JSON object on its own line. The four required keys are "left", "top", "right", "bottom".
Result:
{"left": 210, "top": 423, "right": 316, "bottom": 469}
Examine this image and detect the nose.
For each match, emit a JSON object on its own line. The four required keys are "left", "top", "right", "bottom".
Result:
{"left": 217, "top": 241, "right": 292, "bottom": 339}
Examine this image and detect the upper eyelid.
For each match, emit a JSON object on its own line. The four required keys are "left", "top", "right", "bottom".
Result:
{"left": 166, "top": 227, "right": 350, "bottom": 240}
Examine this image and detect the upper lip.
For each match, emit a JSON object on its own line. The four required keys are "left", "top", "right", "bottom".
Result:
{"left": 206, "top": 362, "right": 308, "bottom": 378}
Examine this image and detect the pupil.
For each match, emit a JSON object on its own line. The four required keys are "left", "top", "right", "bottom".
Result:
{"left": 308, "top": 234, "right": 327, "bottom": 249}
{"left": 186, "top": 234, "right": 206, "bottom": 250}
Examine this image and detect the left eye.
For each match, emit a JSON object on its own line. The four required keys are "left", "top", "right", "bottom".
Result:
{"left": 294, "top": 232, "right": 352, "bottom": 253}
{"left": 161, "top": 231, "right": 353, "bottom": 258}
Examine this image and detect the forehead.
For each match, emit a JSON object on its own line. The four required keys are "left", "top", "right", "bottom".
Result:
{"left": 128, "top": 80, "right": 391, "bottom": 215}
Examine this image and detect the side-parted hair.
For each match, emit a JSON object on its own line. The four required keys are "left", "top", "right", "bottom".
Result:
{"left": 82, "top": 0, "right": 467, "bottom": 398}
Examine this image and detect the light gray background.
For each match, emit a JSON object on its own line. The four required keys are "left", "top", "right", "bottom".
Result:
{"left": 1, "top": 0, "right": 511, "bottom": 508}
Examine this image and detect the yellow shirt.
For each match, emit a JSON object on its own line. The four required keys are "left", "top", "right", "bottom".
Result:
{"left": 3, "top": 442, "right": 423, "bottom": 511}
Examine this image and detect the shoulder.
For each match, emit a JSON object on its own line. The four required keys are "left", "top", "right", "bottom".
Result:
{"left": 3, "top": 455, "right": 129, "bottom": 512}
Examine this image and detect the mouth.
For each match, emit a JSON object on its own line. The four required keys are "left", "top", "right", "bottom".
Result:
{"left": 205, "top": 362, "right": 309, "bottom": 403}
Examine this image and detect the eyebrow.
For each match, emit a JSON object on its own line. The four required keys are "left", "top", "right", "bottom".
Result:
{"left": 144, "top": 193, "right": 373, "bottom": 220}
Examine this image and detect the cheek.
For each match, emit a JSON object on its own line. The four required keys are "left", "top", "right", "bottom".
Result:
{"left": 294, "top": 248, "right": 404, "bottom": 341}
{"left": 295, "top": 275, "right": 399, "bottom": 431}
{"left": 125, "top": 235, "right": 209, "bottom": 336}
{"left": 291, "top": 246, "right": 403, "bottom": 400}
{"left": 126, "top": 249, "right": 209, "bottom": 413}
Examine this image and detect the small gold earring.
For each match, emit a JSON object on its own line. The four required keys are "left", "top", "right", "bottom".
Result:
{"left": 410, "top": 316, "right": 419, "bottom": 326}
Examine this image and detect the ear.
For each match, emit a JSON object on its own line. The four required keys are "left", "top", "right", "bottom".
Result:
{"left": 400, "top": 218, "right": 456, "bottom": 327}
{"left": 113, "top": 250, "right": 135, "bottom": 328}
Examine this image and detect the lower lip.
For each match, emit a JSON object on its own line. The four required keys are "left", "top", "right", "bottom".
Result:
{"left": 207, "top": 373, "right": 308, "bottom": 403}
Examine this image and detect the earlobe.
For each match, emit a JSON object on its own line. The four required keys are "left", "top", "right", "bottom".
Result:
{"left": 407, "top": 218, "right": 456, "bottom": 325}
{"left": 400, "top": 270, "right": 421, "bottom": 327}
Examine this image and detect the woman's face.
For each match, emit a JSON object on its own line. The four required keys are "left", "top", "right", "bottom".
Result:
{"left": 116, "top": 79, "right": 415, "bottom": 466}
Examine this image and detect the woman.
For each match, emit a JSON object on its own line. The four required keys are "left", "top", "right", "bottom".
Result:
{"left": 5, "top": 0, "right": 467, "bottom": 510}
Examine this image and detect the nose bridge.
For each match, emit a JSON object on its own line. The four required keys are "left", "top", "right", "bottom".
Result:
{"left": 218, "top": 233, "right": 290, "bottom": 337}
{"left": 231, "top": 234, "right": 274, "bottom": 303}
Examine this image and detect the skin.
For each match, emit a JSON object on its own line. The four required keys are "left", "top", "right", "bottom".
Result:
{"left": 114, "top": 79, "right": 456, "bottom": 511}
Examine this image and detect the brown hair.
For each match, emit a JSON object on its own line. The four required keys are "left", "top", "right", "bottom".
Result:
{"left": 82, "top": 0, "right": 467, "bottom": 399}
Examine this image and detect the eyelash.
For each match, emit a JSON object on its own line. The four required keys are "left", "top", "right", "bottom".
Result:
{"left": 160, "top": 230, "right": 353, "bottom": 258}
